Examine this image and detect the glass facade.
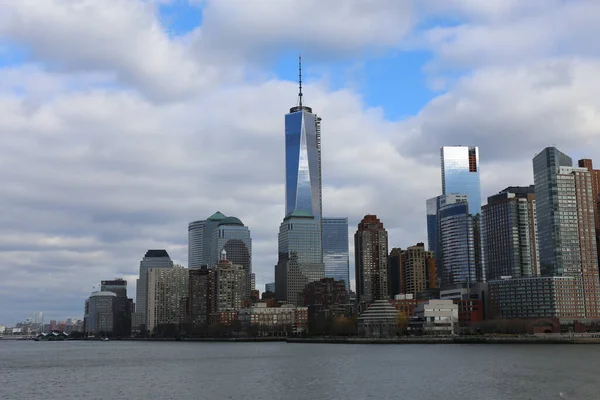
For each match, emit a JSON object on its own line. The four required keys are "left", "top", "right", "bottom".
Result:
{"left": 322, "top": 217, "right": 350, "bottom": 291}
{"left": 275, "top": 211, "right": 324, "bottom": 305}
{"left": 188, "top": 220, "right": 205, "bottom": 269}
{"left": 481, "top": 186, "right": 538, "bottom": 280}
{"left": 441, "top": 146, "right": 482, "bottom": 215}
{"left": 439, "top": 201, "right": 476, "bottom": 288}
{"left": 285, "top": 109, "right": 322, "bottom": 224}
{"left": 211, "top": 219, "right": 252, "bottom": 297}
{"left": 533, "top": 148, "right": 574, "bottom": 276}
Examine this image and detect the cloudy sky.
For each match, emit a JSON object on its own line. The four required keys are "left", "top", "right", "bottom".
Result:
{"left": 1, "top": 0, "right": 599, "bottom": 325}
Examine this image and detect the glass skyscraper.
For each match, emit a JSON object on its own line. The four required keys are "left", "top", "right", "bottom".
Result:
{"left": 438, "top": 195, "right": 476, "bottom": 289}
{"left": 441, "top": 146, "right": 482, "bottom": 215}
{"left": 275, "top": 210, "right": 324, "bottom": 305}
{"left": 285, "top": 81, "right": 322, "bottom": 225}
{"left": 322, "top": 217, "right": 350, "bottom": 291}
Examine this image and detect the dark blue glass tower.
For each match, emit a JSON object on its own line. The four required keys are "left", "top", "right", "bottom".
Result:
{"left": 322, "top": 217, "right": 350, "bottom": 291}
{"left": 285, "top": 58, "right": 322, "bottom": 225}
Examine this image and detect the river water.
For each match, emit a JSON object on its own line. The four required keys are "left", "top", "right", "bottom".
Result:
{"left": 1, "top": 340, "right": 598, "bottom": 399}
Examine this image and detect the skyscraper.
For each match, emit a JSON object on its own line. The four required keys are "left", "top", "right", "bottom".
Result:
{"left": 100, "top": 278, "right": 131, "bottom": 337}
{"left": 578, "top": 159, "right": 600, "bottom": 265}
{"left": 440, "top": 146, "right": 481, "bottom": 215}
{"left": 134, "top": 249, "right": 173, "bottom": 332}
{"left": 481, "top": 186, "right": 539, "bottom": 280}
{"left": 210, "top": 216, "right": 252, "bottom": 297}
{"left": 146, "top": 266, "right": 189, "bottom": 333}
{"left": 322, "top": 217, "right": 350, "bottom": 291}
{"left": 533, "top": 148, "right": 577, "bottom": 276}
{"left": 400, "top": 243, "right": 437, "bottom": 298}
{"left": 188, "top": 220, "right": 206, "bottom": 268}
{"left": 285, "top": 57, "right": 322, "bottom": 226}
{"left": 438, "top": 195, "right": 476, "bottom": 289}
{"left": 275, "top": 210, "right": 324, "bottom": 305}
{"left": 202, "top": 211, "right": 227, "bottom": 266}
{"left": 354, "top": 215, "right": 388, "bottom": 304}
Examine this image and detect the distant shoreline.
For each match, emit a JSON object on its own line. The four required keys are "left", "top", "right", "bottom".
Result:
{"left": 7, "top": 335, "right": 600, "bottom": 344}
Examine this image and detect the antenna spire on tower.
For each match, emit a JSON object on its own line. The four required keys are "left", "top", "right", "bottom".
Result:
{"left": 298, "top": 54, "right": 303, "bottom": 107}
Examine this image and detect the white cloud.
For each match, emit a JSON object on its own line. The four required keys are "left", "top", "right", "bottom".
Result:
{"left": 0, "top": 0, "right": 221, "bottom": 100}
{"left": 197, "top": 0, "right": 415, "bottom": 59}
{"left": 1, "top": 0, "right": 600, "bottom": 324}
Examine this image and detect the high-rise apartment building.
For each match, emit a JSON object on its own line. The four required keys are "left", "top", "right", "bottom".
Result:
{"left": 188, "top": 220, "right": 206, "bottom": 268}
{"left": 438, "top": 195, "right": 477, "bottom": 289}
{"left": 285, "top": 58, "right": 322, "bottom": 227}
{"left": 275, "top": 210, "right": 324, "bottom": 305}
{"left": 388, "top": 248, "right": 403, "bottom": 297}
{"left": 440, "top": 146, "right": 482, "bottom": 215}
{"left": 401, "top": 243, "right": 436, "bottom": 298}
{"left": 212, "top": 251, "right": 246, "bottom": 313}
{"left": 134, "top": 249, "right": 174, "bottom": 331}
{"left": 482, "top": 186, "right": 539, "bottom": 280}
{"left": 322, "top": 217, "right": 350, "bottom": 291}
{"left": 146, "top": 266, "right": 189, "bottom": 333}
{"left": 187, "top": 267, "right": 212, "bottom": 328}
{"left": 211, "top": 216, "right": 252, "bottom": 297}
{"left": 578, "top": 159, "right": 600, "bottom": 264}
{"left": 354, "top": 215, "right": 388, "bottom": 304}
{"left": 533, "top": 148, "right": 575, "bottom": 275}
{"left": 533, "top": 147, "right": 600, "bottom": 318}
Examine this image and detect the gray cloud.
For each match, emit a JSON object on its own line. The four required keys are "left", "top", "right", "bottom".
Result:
{"left": 1, "top": 0, "right": 600, "bottom": 325}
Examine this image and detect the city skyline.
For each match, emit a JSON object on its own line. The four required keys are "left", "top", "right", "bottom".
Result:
{"left": 2, "top": 1, "right": 600, "bottom": 324}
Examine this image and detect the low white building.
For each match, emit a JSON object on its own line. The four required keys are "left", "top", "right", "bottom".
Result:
{"left": 415, "top": 299, "right": 459, "bottom": 335}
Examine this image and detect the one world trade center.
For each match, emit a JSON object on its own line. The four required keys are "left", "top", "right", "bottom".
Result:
{"left": 284, "top": 57, "right": 322, "bottom": 225}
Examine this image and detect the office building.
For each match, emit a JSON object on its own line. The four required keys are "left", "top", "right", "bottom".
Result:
{"left": 84, "top": 291, "right": 117, "bottom": 335}
{"left": 489, "top": 276, "right": 585, "bottom": 319}
{"left": 426, "top": 195, "right": 442, "bottom": 255}
{"left": 146, "top": 266, "right": 189, "bottom": 333}
{"left": 440, "top": 146, "right": 482, "bottom": 214}
{"left": 265, "top": 282, "right": 275, "bottom": 294}
{"left": 275, "top": 210, "right": 324, "bottom": 305}
{"left": 355, "top": 215, "right": 388, "bottom": 304}
{"left": 322, "top": 217, "right": 350, "bottom": 291}
{"left": 438, "top": 195, "right": 477, "bottom": 288}
{"left": 285, "top": 58, "right": 323, "bottom": 228}
{"left": 211, "top": 216, "right": 252, "bottom": 297}
{"left": 100, "top": 278, "right": 131, "bottom": 337}
{"left": 188, "top": 220, "right": 206, "bottom": 268}
{"left": 134, "top": 249, "right": 174, "bottom": 331}
{"left": 481, "top": 186, "right": 539, "bottom": 280}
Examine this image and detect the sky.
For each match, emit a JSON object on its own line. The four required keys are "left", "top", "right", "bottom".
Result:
{"left": 1, "top": 0, "right": 600, "bottom": 325}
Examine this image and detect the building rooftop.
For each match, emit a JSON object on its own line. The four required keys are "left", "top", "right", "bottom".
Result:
{"left": 144, "top": 249, "right": 170, "bottom": 258}
{"left": 358, "top": 300, "right": 399, "bottom": 321}
{"left": 218, "top": 216, "right": 244, "bottom": 226}
{"left": 207, "top": 211, "right": 227, "bottom": 221}
{"left": 284, "top": 210, "right": 314, "bottom": 220}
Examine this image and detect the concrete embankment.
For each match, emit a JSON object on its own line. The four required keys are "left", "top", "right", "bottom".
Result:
{"left": 287, "top": 336, "right": 600, "bottom": 345}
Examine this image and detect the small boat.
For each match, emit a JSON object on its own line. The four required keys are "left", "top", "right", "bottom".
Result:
{"left": 102, "top": 338, "right": 109, "bottom": 342}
